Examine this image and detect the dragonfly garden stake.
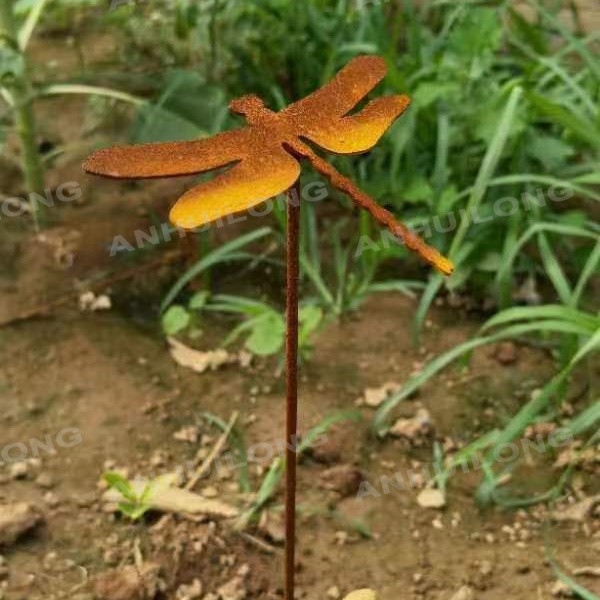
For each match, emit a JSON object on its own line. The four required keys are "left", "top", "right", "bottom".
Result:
{"left": 84, "top": 55, "right": 453, "bottom": 600}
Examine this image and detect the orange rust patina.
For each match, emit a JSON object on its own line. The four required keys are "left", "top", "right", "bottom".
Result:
{"left": 84, "top": 55, "right": 454, "bottom": 275}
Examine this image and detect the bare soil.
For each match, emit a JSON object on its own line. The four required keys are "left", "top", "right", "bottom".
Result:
{"left": 0, "top": 193, "right": 598, "bottom": 599}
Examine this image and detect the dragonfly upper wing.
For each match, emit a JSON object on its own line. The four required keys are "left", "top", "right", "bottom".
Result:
{"left": 83, "top": 128, "right": 252, "bottom": 179}
{"left": 284, "top": 55, "right": 388, "bottom": 122}
{"left": 299, "top": 95, "right": 410, "bottom": 155}
{"left": 283, "top": 55, "right": 410, "bottom": 155}
{"left": 169, "top": 144, "right": 301, "bottom": 229}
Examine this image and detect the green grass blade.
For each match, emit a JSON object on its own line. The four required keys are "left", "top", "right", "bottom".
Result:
{"left": 413, "top": 87, "right": 523, "bottom": 342}
{"left": 537, "top": 232, "right": 572, "bottom": 305}
{"left": 526, "top": 0, "right": 600, "bottom": 79}
{"left": 482, "top": 305, "right": 599, "bottom": 333}
{"left": 475, "top": 328, "right": 600, "bottom": 504}
{"left": 202, "top": 411, "right": 250, "bottom": 493}
{"left": 448, "top": 174, "right": 600, "bottom": 204}
{"left": 448, "top": 86, "right": 523, "bottom": 259}
{"left": 495, "top": 222, "right": 597, "bottom": 293}
{"left": 298, "top": 410, "right": 362, "bottom": 454}
{"left": 160, "top": 227, "right": 272, "bottom": 312}
{"left": 39, "top": 84, "right": 146, "bottom": 106}
{"left": 571, "top": 242, "right": 600, "bottom": 307}
{"left": 413, "top": 242, "right": 475, "bottom": 345}
{"left": 235, "top": 410, "right": 363, "bottom": 529}
{"left": 547, "top": 557, "right": 600, "bottom": 600}
{"left": 367, "top": 280, "right": 424, "bottom": 299}
{"left": 300, "top": 251, "right": 335, "bottom": 309}
{"left": 564, "top": 401, "right": 600, "bottom": 438}
{"left": 17, "top": 0, "right": 48, "bottom": 50}
{"left": 375, "top": 321, "right": 597, "bottom": 435}
{"left": 526, "top": 91, "right": 600, "bottom": 148}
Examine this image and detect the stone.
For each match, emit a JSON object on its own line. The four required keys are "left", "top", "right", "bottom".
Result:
{"left": 0, "top": 503, "right": 42, "bottom": 546}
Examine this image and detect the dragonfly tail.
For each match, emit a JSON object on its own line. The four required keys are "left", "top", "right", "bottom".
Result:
{"left": 297, "top": 145, "right": 454, "bottom": 276}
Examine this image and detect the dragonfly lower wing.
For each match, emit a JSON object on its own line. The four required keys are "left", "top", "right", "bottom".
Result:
{"left": 301, "top": 95, "right": 410, "bottom": 155}
{"left": 169, "top": 145, "right": 301, "bottom": 229}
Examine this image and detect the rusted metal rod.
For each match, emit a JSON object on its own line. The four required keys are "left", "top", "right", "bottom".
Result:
{"left": 284, "top": 181, "right": 301, "bottom": 600}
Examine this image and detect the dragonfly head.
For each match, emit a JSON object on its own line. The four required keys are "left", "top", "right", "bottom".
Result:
{"left": 229, "top": 94, "right": 273, "bottom": 124}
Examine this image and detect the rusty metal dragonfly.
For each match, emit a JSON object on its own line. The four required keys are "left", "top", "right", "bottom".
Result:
{"left": 84, "top": 55, "right": 453, "bottom": 276}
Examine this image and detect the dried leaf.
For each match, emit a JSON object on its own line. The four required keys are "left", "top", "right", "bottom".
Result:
{"left": 103, "top": 479, "right": 238, "bottom": 519}
{"left": 168, "top": 337, "right": 234, "bottom": 373}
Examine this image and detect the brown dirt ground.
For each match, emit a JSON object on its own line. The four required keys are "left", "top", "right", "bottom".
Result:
{"left": 0, "top": 188, "right": 598, "bottom": 600}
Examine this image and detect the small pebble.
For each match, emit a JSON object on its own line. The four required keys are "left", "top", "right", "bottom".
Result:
{"left": 9, "top": 463, "right": 28, "bottom": 480}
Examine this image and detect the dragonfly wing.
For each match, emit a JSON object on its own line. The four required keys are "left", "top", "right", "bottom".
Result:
{"left": 284, "top": 55, "right": 388, "bottom": 122}
{"left": 83, "top": 128, "right": 252, "bottom": 179}
{"left": 299, "top": 95, "right": 410, "bottom": 155}
{"left": 169, "top": 144, "right": 301, "bottom": 229}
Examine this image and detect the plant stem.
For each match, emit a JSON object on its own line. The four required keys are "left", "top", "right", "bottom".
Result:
{"left": 284, "top": 181, "right": 300, "bottom": 600}
{"left": 0, "top": 0, "right": 46, "bottom": 230}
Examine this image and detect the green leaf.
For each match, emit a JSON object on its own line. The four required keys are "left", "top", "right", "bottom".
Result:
{"left": 299, "top": 304, "right": 323, "bottom": 349}
{"left": 476, "top": 252, "right": 503, "bottom": 272}
{"left": 0, "top": 47, "right": 25, "bottom": 82}
{"left": 245, "top": 312, "right": 285, "bottom": 355}
{"left": 476, "top": 329, "right": 600, "bottom": 504}
{"left": 189, "top": 291, "right": 209, "bottom": 310}
{"left": 103, "top": 472, "right": 136, "bottom": 503}
{"left": 527, "top": 134, "right": 575, "bottom": 170}
{"left": 161, "top": 305, "right": 191, "bottom": 336}
{"left": 133, "top": 70, "right": 228, "bottom": 142}
{"left": 299, "top": 305, "right": 322, "bottom": 335}
{"left": 403, "top": 176, "right": 434, "bottom": 204}
{"left": 446, "top": 7, "right": 503, "bottom": 66}
{"left": 548, "top": 560, "right": 599, "bottom": 600}
{"left": 572, "top": 242, "right": 600, "bottom": 307}
{"left": 412, "top": 81, "right": 460, "bottom": 108}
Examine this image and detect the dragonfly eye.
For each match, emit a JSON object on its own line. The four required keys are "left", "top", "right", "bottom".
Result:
{"left": 229, "top": 94, "right": 266, "bottom": 119}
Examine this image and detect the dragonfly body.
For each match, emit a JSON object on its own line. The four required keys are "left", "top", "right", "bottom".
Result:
{"left": 84, "top": 56, "right": 453, "bottom": 275}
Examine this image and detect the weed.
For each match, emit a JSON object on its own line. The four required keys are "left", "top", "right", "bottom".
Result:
{"left": 103, "top": 471, "right": 159, "bottom": 520}
{"left": 375, "top": 302, "right": 599, "bottom": 506}
{"left": 235, "top": 410, "right": 362, "bottom": 530}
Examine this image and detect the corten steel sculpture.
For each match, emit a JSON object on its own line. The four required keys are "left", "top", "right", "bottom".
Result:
{"left": 84, "top": 55, "right": 453, "bottom": 600}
